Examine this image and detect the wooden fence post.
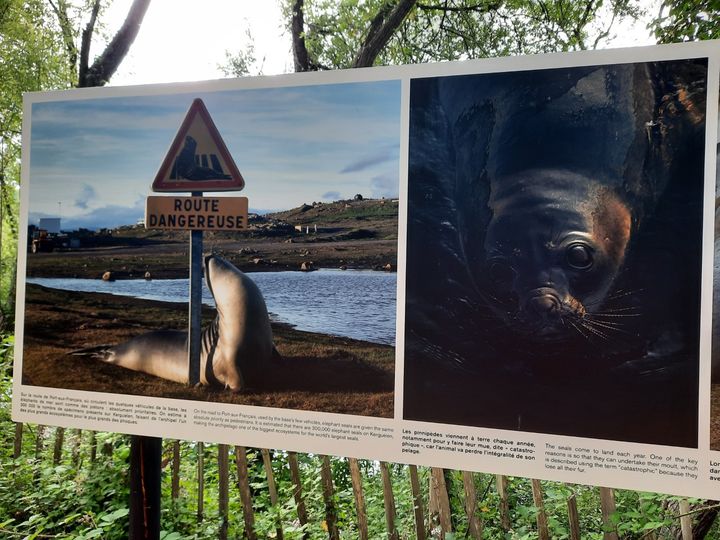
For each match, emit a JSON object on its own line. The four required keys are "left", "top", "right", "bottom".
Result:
{"left": 348, "top": 458, "right": 369, "bottom": 540}
{"left": 71, "top": 429, "right": 82, "bottom": 469}
{"left": 171, "top": 440, "right": 180, "bottom": 500}
{"left": 380, "top": 462, "right": 400, "bottom": 540}
{"left": 235, "top": 446, "right": 257, "bottom": 540}
{"left": 287, "top": 452, "right": 309, "bottom": 539}
{"left": 599, "top": 487, "right": 619, "bottom": 540}
{"left": 429, "top": 468, "right": 452, "bottom": 538}
{"left": 90, "top": 431, "right": 97, "bottom": 463}
{"left": 128, "top": 436, "right": 162, "bottom": 540}
{"left": 218, "top": 444, "right": 229, "bottom": 540}
{"left": 13, "top": 422, "right": 22, "bottom": 459}
{"left": 679, "top": 499, "right": 692, "bottom": 540}
{"left": 261, "top": 449, "right": 284, "bottom": 540}
{"left": 34, "top": 424, "right": 45, "bottom": 460}
{"left": 52, "top": 427, "right": 64, "bottom": 465}
{"left": 197, "top": 442, "right": 204, "bottom": 522}
{"left": 567, "top": 493, "right": 581, "bottom": 540}
{"left": 462, "top": 471, "right": 483, "bottom": 539}
{"left": 320, "top": 455, "right": 340, "bottom": 540}
{"left": 531, "top": 479, "right": 550, "bottom": 540}
{"left": 409, "top": 465, "right": 426, "bottom": 540}
{"left": 496, "top": 475, "right": 511, "bottom": 531}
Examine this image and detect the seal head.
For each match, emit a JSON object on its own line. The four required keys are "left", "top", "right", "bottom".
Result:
{"left": 482, "top": 168, "right": 632, "bottom": 340}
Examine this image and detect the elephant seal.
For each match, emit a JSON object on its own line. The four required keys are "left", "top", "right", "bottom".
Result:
{"left": 481, "top": 168, "right": 632, "bottom": 341}
{"left": 74, "top": 255, "right": 278, "bottom": 391}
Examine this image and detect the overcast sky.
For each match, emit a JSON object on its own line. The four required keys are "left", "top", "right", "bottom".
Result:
{"left": 28, "top": 81, "right": 401, "bottom": 229}
{"left": 26, "top": 1, "right": 659, "bottom": 230}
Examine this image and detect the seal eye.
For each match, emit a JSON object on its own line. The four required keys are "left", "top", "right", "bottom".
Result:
{"left": 565, "top": 242, "right": 593, "bottom": 270}
{"left": 487, "top": 258, "right": 515, "bottom": 286}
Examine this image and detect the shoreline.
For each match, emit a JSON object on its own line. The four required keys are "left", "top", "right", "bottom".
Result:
{"left": 19, "top": 284, "right": 395, "bottom": 418}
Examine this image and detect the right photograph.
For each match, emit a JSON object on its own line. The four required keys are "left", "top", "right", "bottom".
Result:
{"left": 403, "top": 59, "right": 708, "bottom": 447}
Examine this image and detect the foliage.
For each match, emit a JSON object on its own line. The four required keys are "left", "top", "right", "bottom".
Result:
{"left": 286, "top": 0, "right": 645, "bottom": 70}
{"left": 0, "top": 0, "right": 74, "bottom": 325}
{"left": 651, "top": 0, "right": 720, "bottom": 42}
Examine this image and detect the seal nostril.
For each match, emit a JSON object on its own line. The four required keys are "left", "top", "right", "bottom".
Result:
{"left": 528, "top": 295, "right": 559, "bottom": 314}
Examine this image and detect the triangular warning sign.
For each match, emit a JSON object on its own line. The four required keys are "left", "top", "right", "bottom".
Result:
{"left": 152, "top": 98, "right": 245, "bottom": 192}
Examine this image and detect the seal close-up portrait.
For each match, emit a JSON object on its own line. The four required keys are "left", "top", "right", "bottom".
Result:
{"left": 404, "top": 59, "right": 708, "bottom": 447}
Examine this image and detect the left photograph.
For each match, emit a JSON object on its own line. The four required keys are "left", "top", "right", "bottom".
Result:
{"left": 19, "top": 80, "right": 401, "bottom": 418}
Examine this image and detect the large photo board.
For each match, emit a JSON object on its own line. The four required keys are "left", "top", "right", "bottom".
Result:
{"left": 13, "top": 41, "right": 720, "bottom": 499}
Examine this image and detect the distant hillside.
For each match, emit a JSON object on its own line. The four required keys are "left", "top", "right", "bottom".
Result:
{"left": 266, "top": 197, "right": 399, "bottom": 239}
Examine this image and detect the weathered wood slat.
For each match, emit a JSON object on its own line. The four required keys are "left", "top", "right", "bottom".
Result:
{"left": 429, "top": 468, "right": 452, "bottom": 537}
{"left": 462, "top": 471, "right": 483, "bottom": 539}
{"left": 567, "top": 493, "right": 581, "bottom": 540}
{"left": 71, "top": 428, "right": 82, "bottom": 468}
{"left": 496, "top": 475, "right": 511, "bottom": 531}
{"left": 35, "top": 424, "right": 45, "bottom": 460}
{"left": 599, "top": 487, "right": 619, "bottom": 540}
{"left": 13, "top": 422, "right": 22, "bottom": 459}
{"left": 261, "top": 449, "right": 284, "bottom": 540}
{"left": 171, "top": 440, "right": 180, "bottom": 500}
{"left": 288, "top": 451, "right": 309, "bottom": 539}
{"left": 52, "top": 427, "right": 64, "bottom": 465}
{"left": 531, "top": 479, "right": 550, "bottom": 540}
{"left": 90, "top": 430, "right": 97, "bottom": 463}
{"left": 409, "top": 465, "right": 427, "bottom": 540}
{"left": 348, "top": 458, "right": 369, "bottom": 540}
{"left": 320, "top": 455, "right": 340, "bottom": 540}
{"left": 679, "top": 499, "right": 693, "bottom": 540}
{"left": 218, "top": 443, "right": 229, "bottom": 540}
{"left": 197, "top": 442, "right": 204, "bottom": 522}
{"left": 380, "top": 461, "right": 400, "bottom": 540}
{"left": 235, "top": 446, "right": 257, "bottom": 540}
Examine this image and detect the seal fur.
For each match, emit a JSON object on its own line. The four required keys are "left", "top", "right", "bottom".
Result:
{"left": 73, "top": 254, "right": 277, "bottom": 391}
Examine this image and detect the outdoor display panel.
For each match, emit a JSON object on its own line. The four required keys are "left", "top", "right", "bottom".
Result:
{"left": 12, "top": 41, "right": 720, "bottom": 499}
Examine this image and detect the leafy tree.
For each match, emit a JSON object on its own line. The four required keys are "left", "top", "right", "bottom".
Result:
{"left": 283, "top": 0, "right": 645, "bottom": 72}
{"left": 651, "top": 0, "right": 720, "bottom": 42}
{"left": 48, "top": 0, "right": 151, "bottom": 87}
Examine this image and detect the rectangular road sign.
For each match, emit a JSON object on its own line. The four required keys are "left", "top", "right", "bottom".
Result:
{"left": 145, "top": 196, "right": 248, "bottom": 231}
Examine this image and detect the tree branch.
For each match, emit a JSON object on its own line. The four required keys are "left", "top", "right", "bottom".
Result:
{"left": 417, "top": 1, "right": 501, "bottom": 13}
{"left": 78, "top": 0, "right": 102, "bottom": 86}
{"left": 291, "top": 0, "right": 310, "bottom": 72}
{"left": 79, "top": 0, "right": 151, "bottom": 87}
{"left": 48, "top": 0, "right": 77, "bottom": 80}
{"left": 353, "top": 0, "right": 418, "bottom": 68}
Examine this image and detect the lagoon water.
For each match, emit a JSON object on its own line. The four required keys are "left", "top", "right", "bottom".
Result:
{"left": 27, "top": 269, "right": 397, "bottom": 345}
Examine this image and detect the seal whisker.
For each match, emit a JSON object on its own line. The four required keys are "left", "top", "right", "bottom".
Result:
{"left": 568, "top": 320, "right": 594, "bottom": 341}
{"left": 577, "top": 320, "right": 610, "bottom": 341}
{"left": 583, "top": 319, "right": 630, "bottom": 334}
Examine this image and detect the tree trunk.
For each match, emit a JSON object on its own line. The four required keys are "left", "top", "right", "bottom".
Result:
{"left": 78, "top": 0, "right": 152, "bottom": 86}
{"left": 353, "top": 0, "right": 417, "bottom": 68}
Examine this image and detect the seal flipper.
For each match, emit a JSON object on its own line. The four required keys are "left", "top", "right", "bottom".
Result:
{"left": 68, "top": 345, "right": 116, "bottom": 361}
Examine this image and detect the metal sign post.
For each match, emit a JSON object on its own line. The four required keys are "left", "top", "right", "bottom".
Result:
{"left": 188, "top": 191, "right": 203, "bottom": 386}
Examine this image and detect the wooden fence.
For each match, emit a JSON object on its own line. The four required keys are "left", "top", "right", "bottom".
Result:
{"left": 11, "top": 423, "right": 719, "bottom": 539}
